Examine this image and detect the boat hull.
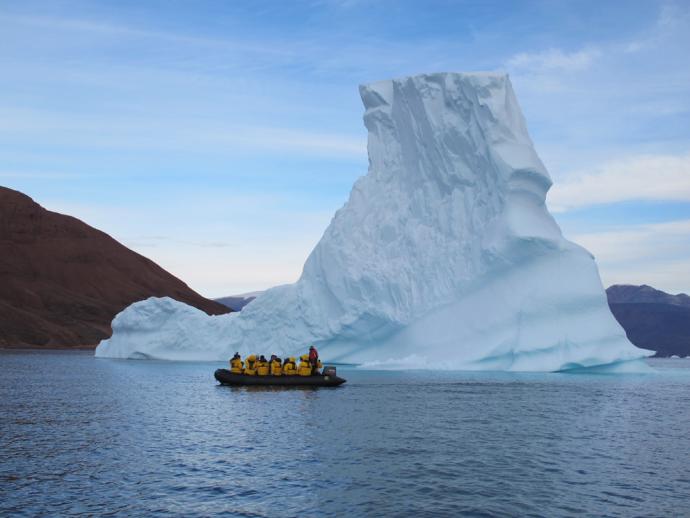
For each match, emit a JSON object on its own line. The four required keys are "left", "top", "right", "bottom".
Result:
{"left": 214, "top": 368, "right": 346, "bottom": 387}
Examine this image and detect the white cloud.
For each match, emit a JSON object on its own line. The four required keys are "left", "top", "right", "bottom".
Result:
{"left": 574, "top": 219, "right": 690, "bottom": 262}
{"left": 507, "top": 48, "right": 601, "bottom": 73}
{"left": 0, "top": 170, "right": 82, "bottom": 179}
{"left": 310, "top": 0, "right": 368, "bottom": 8}
{"left": 0, "top": 107, "right": 366, "bottom": 159}
{"left": 657, "top": 2, "right": 690, "bottom": 30}
{"left": 0, "top": 13, "right": 295, "bottom": 59}
{"left": 623, "top": 3, "right": 690, "bottom": 53}
{"left": 573, "top": 219, "right": 690, "bottom": 294}
{"left": 212, "top": 126, "right": 366, "bottom": 157}
{"left": 548, "top": 152, "right": 690, "bottom": 212}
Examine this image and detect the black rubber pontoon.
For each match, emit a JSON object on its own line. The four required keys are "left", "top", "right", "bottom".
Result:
{"left": 214, "top": 368, "right": 346, "bottom": 387}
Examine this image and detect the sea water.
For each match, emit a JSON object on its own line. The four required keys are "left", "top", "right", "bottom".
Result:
{"left": 1, "top": 351, "right": 689, "bottom": 516}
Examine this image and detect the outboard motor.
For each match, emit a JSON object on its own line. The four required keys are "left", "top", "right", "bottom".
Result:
{"left": 322, "top": 366, "right": 337, "bottom": 377}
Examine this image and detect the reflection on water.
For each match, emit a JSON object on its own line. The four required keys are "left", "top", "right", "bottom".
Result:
{"left": 227, "top": 385, "right": 339, "bottom": 393}
{"left": 1, "top": 351, "right": 689, "bottom": 516}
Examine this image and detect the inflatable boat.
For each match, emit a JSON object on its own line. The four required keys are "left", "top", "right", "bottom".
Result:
{"left": 214, "top": 366, "right": 346, "bottom": 387}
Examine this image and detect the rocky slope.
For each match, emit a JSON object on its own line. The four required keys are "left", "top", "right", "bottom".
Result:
{"left": 607, "top": 285, "right": 690, "bottom": 357}
{"left": 0, "top": 187, "right": 230, "bottom": 348}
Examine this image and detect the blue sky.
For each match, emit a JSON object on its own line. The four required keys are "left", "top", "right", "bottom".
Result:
{"left": 1, "top": 0, "right": 689, "bottom": 296}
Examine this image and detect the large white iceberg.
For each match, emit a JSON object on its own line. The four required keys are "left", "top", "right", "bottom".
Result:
{"left": 96, "top": 72, "right": 652, "bottom": 370}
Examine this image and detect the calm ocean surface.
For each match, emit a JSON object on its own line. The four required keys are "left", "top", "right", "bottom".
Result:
{"left": 1, "top": 351, "right": 689, "bottom": 517}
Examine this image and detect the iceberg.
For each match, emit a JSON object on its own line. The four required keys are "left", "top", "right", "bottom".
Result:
{"left": 96, "top": 72, "right": 652, "bottom": 370}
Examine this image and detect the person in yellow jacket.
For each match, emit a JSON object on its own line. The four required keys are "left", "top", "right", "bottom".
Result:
{"left": 282, "top": 357, "right": 297, "bottom": 375}
{"left": 270, "top": 355, "right": 282, "bottom": 376}
{"left": 229, "top": 353, "right": 243, "bottom": 374}
{"left": 297, "top": 354, "right": 312, "bottom": 376}
{"left": 256, "top": 355, "right": 270, "bottom": 376}
{"left": 243, "top": 354, "right": 257, "bottom": 375}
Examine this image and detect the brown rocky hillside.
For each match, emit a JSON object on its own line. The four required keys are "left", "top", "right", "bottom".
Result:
{"left": 0, "top": 186, "right": 230, "bottom": 348}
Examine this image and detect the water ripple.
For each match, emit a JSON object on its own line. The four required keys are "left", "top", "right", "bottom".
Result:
{"left": 1, "top": 352, "right": 689, "bottom": 516}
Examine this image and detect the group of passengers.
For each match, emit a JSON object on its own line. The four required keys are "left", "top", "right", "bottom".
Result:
{"left": 229, "top": 346, "right": 321, "bottom": 377}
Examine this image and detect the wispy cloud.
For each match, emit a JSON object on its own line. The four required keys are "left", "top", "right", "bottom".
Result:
{"left": 0, "top": 13, "right": 296, "bottom": 59}
{"left": 0, "top": 107, "right": 365, "bottom": 158}
{"left": 309, "top": 0, "right": 370, "bottom": 8}
{"left": 549, "top": 152, "right": 690, "bottom": 212}
{"left": 573, "top": 219, "right": 690, "bottom": 294}
{"left": 0, "top": 170, "right": 83, "bottom": 179}
{"left": 507, "top": 48, "right": 601, "bottom": 73}
{"left": 213, "top": 127, "right": 366, "bottom": 157}
{"left": 122, "top": 236, "right": 235, "bottom": 249}
{"left": 624, "top": 2, "right": 690, "bottom": 53}
{"left": 507, "top": 4, "right": 688, "bottom": 75}
{"left": 503, "top": 46, "right": 603, "bottom": 95}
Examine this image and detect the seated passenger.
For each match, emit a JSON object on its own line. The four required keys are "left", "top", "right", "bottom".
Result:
{"left": 282, "top": 357, "right": 297, "bottom": 375}
{"left": 229, "top": 353, "right": 243, "bottom": 374}
{"left": 243, "top": 354, "right": 257, "bottom": 376}
{"left": 297, "top": 354, "right": 312, "bottom": 376}
{"left": 270, "top": 356, "right": 282, "bottom": 376}
{"left": 256, "top": 355, "right": 270, "bottom": 376}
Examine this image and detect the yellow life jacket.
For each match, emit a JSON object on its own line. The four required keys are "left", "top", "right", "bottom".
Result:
{"left": 243, "top": 355, "right": 257, "bottom": 376}
{"left": 283, "top": 357, "right": 297, "bottom": 375}
{"left": 230, "top": 357, "right": 243, "bottom": 374}
{"left": 256, "top": 360, "right": 269, "bottom": 376}
{"left": 298, "top": 355, "right": 312, "bottom": 376}
{"left": 270, "top": 360, "right": 282, "bottom": 376}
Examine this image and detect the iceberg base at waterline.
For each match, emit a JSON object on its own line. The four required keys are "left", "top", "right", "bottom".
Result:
{"left": 95, "top": 72, "right": 652, "bottom": 371}
{"left": 95, "top": 242, "right": 652, "bottom": 372}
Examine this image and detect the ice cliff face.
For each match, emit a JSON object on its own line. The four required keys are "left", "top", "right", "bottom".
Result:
{"left": 96, "top": 73, "right": 652, "bottom": 370}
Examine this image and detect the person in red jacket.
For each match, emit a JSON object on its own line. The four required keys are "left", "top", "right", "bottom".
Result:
{"left": 308, "top": 345, "right": 319, "bottom": 374}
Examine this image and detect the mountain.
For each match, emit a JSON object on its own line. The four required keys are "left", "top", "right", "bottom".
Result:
{"left": 96, "top": 72, "right": 649, "bottom": 371}
{"left": 607, "top": 284, "right": 690, "bottom": 307}
{"left": 607, "top": 285, "right": 690, "bottom": 357}
{"left": 0, "top": 187, "right": 230, "bottom": 349}
{"left": 215, "top": 291, "right": 263, "bottom": 311}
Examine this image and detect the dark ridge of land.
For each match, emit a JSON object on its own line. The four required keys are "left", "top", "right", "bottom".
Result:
{"left": 607, "top": 284, "right": 690, "bottom": 307}
{"left": 607, "top": 285, "right": 690, "bottom": 358}
{"left": 0, "top": 186, "right": 230, "bottom": 349}
{"left": 215, "top": 293, "right": 261, "bottom": 311}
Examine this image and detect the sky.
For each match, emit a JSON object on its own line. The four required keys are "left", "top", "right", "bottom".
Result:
{"left": 1, "top": 0, "right": 689, "bottom": 297}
